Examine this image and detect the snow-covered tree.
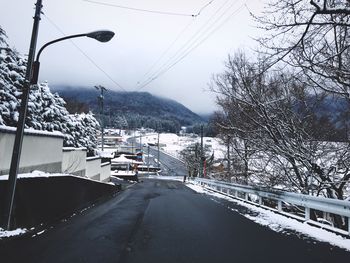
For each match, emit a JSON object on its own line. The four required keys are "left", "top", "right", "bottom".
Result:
{"left": 0, "top": 26, "right": 100, "bottom": 154}
{"left": 255, "top": 0, "right": 350, "bottom": 101}
{"left": 211, "top": 52, "right": 350, "bottom": 199}
{"left": 65, "top": 112, "right": 100, "bottom": 154}
{"left": 0, "top": 27, "right": 26, "bottom": 126}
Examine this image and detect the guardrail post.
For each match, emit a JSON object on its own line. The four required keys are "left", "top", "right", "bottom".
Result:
{"left": 196, "top": 178, "right": 350, "bottom": 235}
{"left": 305, "top": 207, "right": 310, "bottom": 220}
{"left": 278, "top": 200, "right": 282, "bottom": 212}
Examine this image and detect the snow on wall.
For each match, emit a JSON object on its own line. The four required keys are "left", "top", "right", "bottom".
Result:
{"left": 0, "top": 125, "right": 64, "bottom": 138}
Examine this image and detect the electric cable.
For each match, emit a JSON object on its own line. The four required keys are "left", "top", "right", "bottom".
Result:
{"left": 136, "top": 18, "right": 196, "bottom": 86}
{"left": 136, "top": 3, "right": 246, "bottom": 91}
{"left": 135, "top": 1, "right": 216, "bottom": 85}
{"left": 83, "top": 0, "right": 212, "bottom": 17}
{"left": 136, "top": 0, "right": 233, "bottom": 89}
{"left": 42, "top": 13, "right": 126, "bottom": 91}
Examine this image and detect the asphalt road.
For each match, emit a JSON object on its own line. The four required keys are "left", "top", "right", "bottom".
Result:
{"left": 127, "top": 136, "right": 188, "bottom": 177}
{"left": 1, "top": 143, "right": 349, "bottom": 262}
{"left": 1, "top": 178, "right": 349, "bottom": 263}
{"left": 148, "top": 147, "right": 188, "bottom": 177}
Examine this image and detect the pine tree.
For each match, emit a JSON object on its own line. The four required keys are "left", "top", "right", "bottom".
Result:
{"left": 0, "top": 26, "right": 100, "bottom": 153}
{"left": 0, "top": 27, "right": 26, "bottom": 126}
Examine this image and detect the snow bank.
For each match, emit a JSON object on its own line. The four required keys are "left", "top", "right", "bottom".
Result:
{"left": 147, "top": 175, "right": 184, "bottom": 182}
{"left": 0, "top": 170, "right": 113, "bottom": 186}
{"left": 0, "top": 227, "right": 27, "bottom": 238}
{"left": 0, "top": 170, "right": 70, "bottom": 181}
{"left": 140, "top": 132, "right": 226, "bottom": 160}
{"left": 186, "top": 183, "right": 350, "bottom": 251}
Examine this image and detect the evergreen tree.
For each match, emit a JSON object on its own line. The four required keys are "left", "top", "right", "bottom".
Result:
{"left": 0, "top": 27, "right": 26, "bottom": 126}
{"left": 0, "top": 26, "right": 100, "bottom": 153}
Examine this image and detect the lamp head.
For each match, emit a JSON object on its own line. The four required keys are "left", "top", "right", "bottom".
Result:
{"left": 86, "top": 30, "right": 115, "bottom": 42}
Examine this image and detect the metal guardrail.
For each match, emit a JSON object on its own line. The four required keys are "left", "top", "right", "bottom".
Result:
{"left": 193, "top": 178, "right": 350, "bottom": 235}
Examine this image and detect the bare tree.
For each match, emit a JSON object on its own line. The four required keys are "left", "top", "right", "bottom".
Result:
{"left": 255, "top": 0, "right": 350, "bottom": 99}
{"left": 211, "top": 52, "right": 350, "bottom": 203}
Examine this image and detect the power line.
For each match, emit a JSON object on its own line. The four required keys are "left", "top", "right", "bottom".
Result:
{"left": 135, "top": 1, "right": 216, "bottom": 86}
{"left": 136, "top": 0, "right": 233, "bottom": 90}
{"left": 42, "top": 14, "right": 126, "bottom": 91}
{"left": 136, "top": 18, "right": 196, "bottom": 86}
{"left": 137, "top": 3, "right": 246, "bottom": 91}
{"left": 197, "top": 0, "right": 215, "bottom": 16}
{"left": 83, "top": 0, "right": 214, "bottom": 17}
{"left": 136, "top": 0, "right": 243, "bottom": 91}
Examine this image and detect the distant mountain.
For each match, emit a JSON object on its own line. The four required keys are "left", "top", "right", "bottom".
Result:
{"left": 51, "top": 86, "right": 204, "bottom": 132}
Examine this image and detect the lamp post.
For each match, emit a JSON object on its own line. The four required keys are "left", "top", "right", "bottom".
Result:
{"left": 3, "top": 1, "right": 114, "bottom": 230}
{"left": 2, "top": 0, "right": 43, "bottom": 231}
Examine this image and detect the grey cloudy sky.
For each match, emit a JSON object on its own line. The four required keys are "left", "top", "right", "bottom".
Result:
{"left": 1, "top": 0, "right": 264, "bottom": 114}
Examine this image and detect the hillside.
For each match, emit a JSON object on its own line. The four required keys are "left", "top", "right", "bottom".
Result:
{"left": 51, "top": 86, "right": 204, "bottom": 132}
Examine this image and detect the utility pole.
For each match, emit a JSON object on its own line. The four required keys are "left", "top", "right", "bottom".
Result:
{"left": 227, "top": 136, "right": 231, "bottom": 176}
{"left": 147, "top": 145, "right": 150, "bottom": 176}
{"left": 3, "top": 0, "right": 43, "bottom": 230}
{"left": 130, "top": 129, "right": 135, "bottom": 154}
{"left": 108, "top": 107, "right": 111, "bottom": 128}
{"left": 200, "top": 125, "right": 204, "bottom": 178}
{"left": 157, "top": 132, "right": 160, "bottom": 168}
{"left": 139, "top": 133, "right": 142, "bottom": 151}
{"left": 133, "top": 128, "right": 135, "bottom": 154}
{"left": 95, "top": 85, "right": 106, "bottom": 151}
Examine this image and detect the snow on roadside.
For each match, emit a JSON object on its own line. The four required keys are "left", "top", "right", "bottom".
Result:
{"left": 0, "top": 170, "right": 115, "bottom": 186}
{"left": 0, "top": 228, "right": 27, "bottom": 238}
{"left": 140, "top": 133, "right": 226, "bottom": 160}
{"left": 186, "top": 183, "right": 350, "bottom": 251}
{"left": 0, "top": 170, "right": 70, "bottom": 181}
{"left": 147, "top": 175, "right": 184, "bottom": 182}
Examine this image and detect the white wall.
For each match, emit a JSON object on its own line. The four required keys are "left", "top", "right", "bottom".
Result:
{"left": 0, "top": 127, "right": 63, "bottom": 175}
{"left": 0, "top": 126, "right": 110, "bottom": 182}
{"left": 62, "top": 148, "right": 87, "bottom": 177}
{"left": 100, "top": 162, "right": 111, "bottom": 182}
{"left": 86, "top": 157, "right": 100, "bottom": 181}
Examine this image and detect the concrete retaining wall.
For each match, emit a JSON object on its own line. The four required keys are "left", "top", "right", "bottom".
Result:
{"left": 0, "top": 176, "right": 120, "bottom": 229}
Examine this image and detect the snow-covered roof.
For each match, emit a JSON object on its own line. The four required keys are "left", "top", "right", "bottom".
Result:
{"left": 111, "top": 154, "right": 143, "bottom": 164}
{"left": 63, "top": 147, "right": 87, "bottom": 152}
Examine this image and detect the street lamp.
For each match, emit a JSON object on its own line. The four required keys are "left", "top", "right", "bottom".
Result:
{"left": 31, "top": 30, "right": 115, "bottom": 84}
{"left": 3, "top": 0, "right": 115, "bottom": 230}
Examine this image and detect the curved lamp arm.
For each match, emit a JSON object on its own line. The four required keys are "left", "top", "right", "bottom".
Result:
{"left": 31, "top": 30, "right": 114, "bottom": 84}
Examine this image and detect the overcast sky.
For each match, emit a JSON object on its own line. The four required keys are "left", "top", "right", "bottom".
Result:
{"left": 1, "top": 0, "right": 264, "bottom": 114}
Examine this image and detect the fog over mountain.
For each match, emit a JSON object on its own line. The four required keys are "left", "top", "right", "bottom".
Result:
{"left": 52, "top": 85, "right": 205, "bottom": 132}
